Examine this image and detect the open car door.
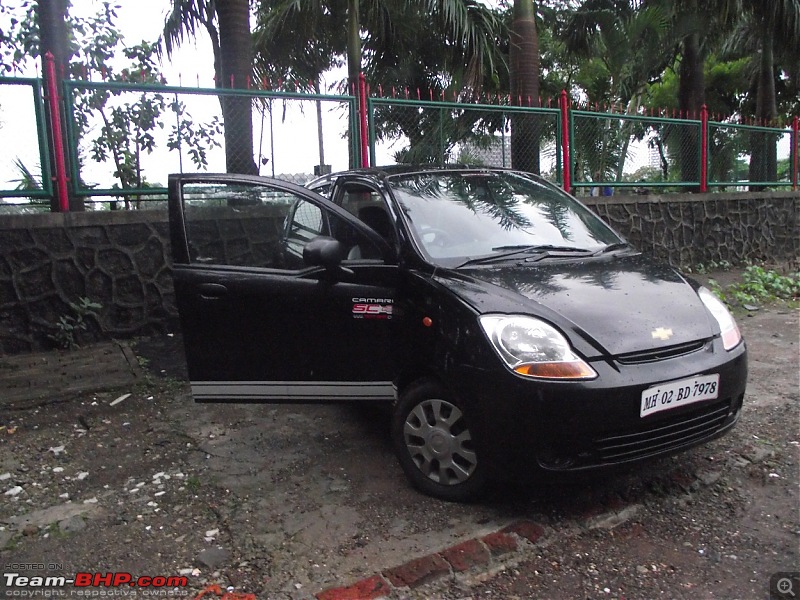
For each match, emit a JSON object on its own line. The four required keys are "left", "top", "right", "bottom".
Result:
{"left": 168, "top": 173, "right": 397, "bottom": 402}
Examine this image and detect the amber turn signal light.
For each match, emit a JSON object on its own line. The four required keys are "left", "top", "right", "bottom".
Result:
{"left": 514, "top": 361, "right": 596, "bottom": 379}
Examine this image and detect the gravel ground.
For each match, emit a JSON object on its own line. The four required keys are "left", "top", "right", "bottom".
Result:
{"left": 0, "top": 286, "right": 797, "bottom": 600}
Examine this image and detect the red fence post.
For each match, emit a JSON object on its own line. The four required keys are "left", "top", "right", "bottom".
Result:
{"left": 560, "top": 90, "right": 571, "bottom": 194}
{"left": 44, "top": 52, "right": 69, "bottom": 212}
{"left": 793, "top": 115, "right": 799, "bottom": 191}
{"left": 358, "top": 73, "right": 370, "bottom": 168}
{"left": 700, "top": 104, "right": 708, "bottom": 193}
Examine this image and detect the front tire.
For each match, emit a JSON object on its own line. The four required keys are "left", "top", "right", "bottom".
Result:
{"left": 391, "top": 380, "right": 487, "bottom": 502}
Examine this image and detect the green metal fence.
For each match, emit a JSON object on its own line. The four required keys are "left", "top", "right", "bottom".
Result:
{"left": 0, "top": 77, "right": 53, "bottom": 203}
{"left": 367, "top": 96, "right": 563, "bottom": 183}
{"left": 60, "top": 80, "right": 357, "bottom": 207}
{"left": 0, "top": 75, "right": 797, "bottom": 210}
{"left": 707, "top": 120, "right": 795, "bottom": 189}
{"left": 570, "top": 110, "right": 703, "bottom": 192}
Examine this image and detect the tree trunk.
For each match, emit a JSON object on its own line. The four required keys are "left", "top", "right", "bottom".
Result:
{"left": 215, "top": 0, "right": 258, "bottom": 175}
{"left": 347, "top": 0, "right": 361, "bottom": 168}
{"left": 38, "top": 0, "right": 83, "bottom": 210}
{"left": 678, "top": 27, "right": 704, "bottom": 189}
{"left": 509, "top": 0, "right": 540, "bottom": 174}
{"left": 748, "top": 22, "right": 778, "bottom": 188}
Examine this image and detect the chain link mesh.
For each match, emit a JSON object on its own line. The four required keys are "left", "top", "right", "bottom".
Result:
{"left": 61, "top": 83, "right": 356, "bottom": 204}
{"left": 570, "top": 112, "right": 703, "bottom": 194}
{"left": 708, "top": 122, "right": 793, "bottom": 188}
{"left": 369, "top": 99, "right": 561, "bottom": 181}
{"left": 0, "top": 79, "right": 51, "bottom": 210}
{"left": 1, "top": 77, "right": 797, "bottom": 210}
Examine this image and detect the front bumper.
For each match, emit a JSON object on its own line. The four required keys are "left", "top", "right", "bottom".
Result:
{"left": 450, "top": 338, "right": 748, "bottom": 474}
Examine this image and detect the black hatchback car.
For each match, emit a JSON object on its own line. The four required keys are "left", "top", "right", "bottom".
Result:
{"left": 167, "top": 167, "right": 747, "bottom": 501}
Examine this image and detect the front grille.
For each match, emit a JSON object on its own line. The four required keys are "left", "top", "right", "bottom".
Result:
{"left": 616, "top": 340, "right": 708, "bottom": 365}
{"left": 593, "top": 399, "right": 733, "bottom": 464}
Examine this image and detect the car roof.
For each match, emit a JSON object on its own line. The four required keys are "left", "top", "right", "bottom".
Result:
{"left": 306, "top": 164, "right": 535, "bottom": 189}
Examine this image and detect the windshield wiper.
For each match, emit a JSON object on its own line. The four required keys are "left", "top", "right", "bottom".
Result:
{"left": 590, "top": 242, "right": 631, "bottom": 256}
{"left": 457, "top": 244, "right": 591, "bottom": 268}
{"left": 493, "top": 244, "right": 591, "bottom": 253}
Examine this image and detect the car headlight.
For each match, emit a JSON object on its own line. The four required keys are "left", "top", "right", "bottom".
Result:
{"left": 479, "top": 315, "right": 597, "bottom": 379}
{"left": 698, "top": 287, "right": 742, "bottom": 350}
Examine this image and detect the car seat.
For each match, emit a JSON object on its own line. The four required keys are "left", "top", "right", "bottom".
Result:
{"left": 347, "top": 205, "right": 393, "bottom": 260}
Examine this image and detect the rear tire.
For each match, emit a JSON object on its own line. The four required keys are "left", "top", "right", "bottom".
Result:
{"left": 391, "top": 379, "right": 487, "bottom": 502}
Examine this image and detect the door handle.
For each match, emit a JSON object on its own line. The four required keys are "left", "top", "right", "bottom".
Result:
{"left": 198, "top": 283, "right": 228, "bottom": 300}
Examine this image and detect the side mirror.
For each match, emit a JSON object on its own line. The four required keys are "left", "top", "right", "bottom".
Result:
{"left": 303, "top": 236, "right": 351, "bottom": 274}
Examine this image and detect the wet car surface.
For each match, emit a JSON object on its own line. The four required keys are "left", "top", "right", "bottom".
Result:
{"left": 167, "top": 166, "right": 747, "bottom": 500}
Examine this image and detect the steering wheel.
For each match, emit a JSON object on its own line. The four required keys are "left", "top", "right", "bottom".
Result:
{"left": 420, "top": 227, "right": 454, "bottom": 248}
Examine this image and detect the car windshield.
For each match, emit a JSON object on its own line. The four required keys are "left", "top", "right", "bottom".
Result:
{"left": 388, "top": 171, "right": 624, "bottom": 267}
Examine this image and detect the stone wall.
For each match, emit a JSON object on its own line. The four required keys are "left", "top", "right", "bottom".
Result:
{"left": 1, "top": 191, "right": 797, "bottom": 355}
{"left": 0, "top": 211, "right": 175, "bottom": 355}
{"left": 585, "top": 191, "right": 798, "bottom": 268}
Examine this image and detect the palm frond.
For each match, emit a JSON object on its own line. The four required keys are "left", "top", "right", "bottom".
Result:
{"left": 161, "top": 0, "right": 217, "bottom": 58}
{"left": 11, "top": 158, "right": 42, "bottom": 191}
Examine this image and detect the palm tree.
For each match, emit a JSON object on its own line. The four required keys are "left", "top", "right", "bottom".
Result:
{"left": 252, "top": 1, "right": 344, "bottom": 171}
{"left": 253, "top": 0, "right": 504, "bottom": 166}
{"left": 650, "top": 0, "right": 739, "bottom": 186}
{"left": 163, "top": 0, "right": 258, "bottom": 175}
{"left": 560, "top": 0, "right": 672, "bottom": 181}
{"left": 659, "top": 0, "right": 739, "bottom": 117}
{"left": 731, "top": 0, "right": 800, "bottom": 186}
{"left": 509, "top": 0, "right": 540, "bottom": 174}
{"left": 215, "top": 0, "right": 258, "bottom": 174}
{"left": 347, "top": 0, "right": 360, "bottom": 96}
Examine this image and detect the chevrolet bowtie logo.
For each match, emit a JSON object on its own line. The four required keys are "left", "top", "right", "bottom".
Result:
{"left": 651, "top": 327, "right": 674, "bottom": 341}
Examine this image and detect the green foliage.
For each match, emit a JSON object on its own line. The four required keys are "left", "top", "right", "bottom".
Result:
{"left": 167, "top": 101, "right": 223, "bottom": 170}
{"left": 559, "top": 1, "right": 672, "bottom": 105}
{"left": 11, "top": 158, "right": 43, "bottom": 192}
{"left": 47, "top": 297, "right": 102, "bottom": 350}
{"left": 186, "top": 475, "right": 202, "bottom": 493}
{"left": 727, "top": 266, "right": 800, "bottom": 306}
{"left": 684, "top": 260, "right": 733, "bottom": 275}
{"left": 72, "top": 34, "right": 167, "bottom": 206}
{"left": 0, "top": 0, "right": 39, "bottom": 74}
{"left": 707, "top": 278, "right": 726, "bottom": 302}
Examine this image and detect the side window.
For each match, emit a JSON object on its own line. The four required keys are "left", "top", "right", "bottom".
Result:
{"left": 290, "top": 201, "right": 323, "bottom": 236}
{"left": 341, "top": 190, "right": 380, "bottom": 216}
{"left": 283, "top": 200, "right": 327, "bottom": 267}
{"left": 308, "top": 181, "right": 334, "bottom": 198}
{"left": 181, "top": 182, "right": 297, "bottom": 268}
{"left": 180, "top": 180, "right": 384, "bottom": 270}
{"left": 339, "top": 184, "right": 395, "bottom": 245}
{"left": 284, "top": 199, "right": 384, "bottom": 265}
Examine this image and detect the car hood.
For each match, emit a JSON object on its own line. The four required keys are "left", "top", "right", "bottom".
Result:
{"left": 434, "top": 254, "right": 716, "bottom": 357}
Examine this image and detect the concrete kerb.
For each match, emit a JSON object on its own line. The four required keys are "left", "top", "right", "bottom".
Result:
{"left": 314, "top": 520, "right": 549, "bottom": 600}
{"left": 312, "top": 460, "right": 731, "bottom": 600}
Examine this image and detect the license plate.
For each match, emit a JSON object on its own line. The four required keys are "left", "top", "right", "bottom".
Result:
{"left": 640, "top": 373, "right": 720, "bottom": 418}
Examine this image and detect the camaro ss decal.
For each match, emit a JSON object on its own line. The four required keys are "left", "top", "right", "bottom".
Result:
{"left": 191, "top": 381, "right": 395, "bottom": 401}
{"left": 352, "top": 297, "right": 393, "bottom": 319}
